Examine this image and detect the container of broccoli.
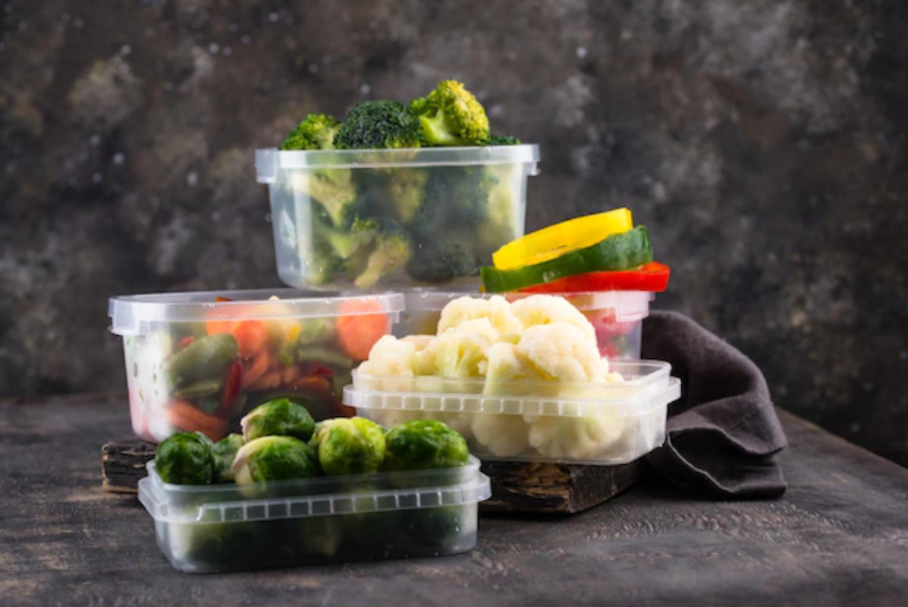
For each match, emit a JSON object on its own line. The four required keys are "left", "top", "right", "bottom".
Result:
{"left": 138, "top": 451, "right": 489, "bottom": 573}
{"left": 108, "top": 289, "right": 404, "bottom": 443}
{"left": 255, "top": 80, "right": 540, "bottom": 291}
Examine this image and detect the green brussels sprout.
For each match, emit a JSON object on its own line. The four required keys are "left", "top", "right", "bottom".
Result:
{"left": 211, "top": 433, "right": 244, "bottom": 483}
{"left": 311, "top": 418, "right": 386, "bottom": 476}
{"left": 232, "top": 436, "right": 321, "bottom": 484}
{"left": 241, "top": 398, "right": 316, "bottom": 443}
{"left": 168, "top": 520, "right": 263, "bottom": 572}
{"left": 382, "top": 419, "right": 469, "bottom": 472}
{"left": 155, "top": 432, "right": 214, "bottom": 485}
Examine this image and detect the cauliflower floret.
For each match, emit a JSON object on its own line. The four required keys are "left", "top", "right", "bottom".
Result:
{"left": 516, "top": 323, "right": 605, "bottom": 382}
{"left": 420, "top": 328, "right": 491, "bottom": 379}
{"left": 470, "top": 413, "right": 530, "bottom": 458}
{"left": 400, "top": 334, "right": 434, "bottom": 351}
{"left": 366, "top": 408, "right": 425, "bottom": 428}
{"left": 356, "top": 335, "right": 417, "bottom": 391}
{"left": 437, "top": 295, "right": 523, "bottom": 338}
{"left": 526, "top": 414, "right": 627, "bottom": 461}
{"left": 483, "top": 342, "right": 539, "bottom": 395}
{"left": 509, "top": 295, "right": 596, "bottom": 347}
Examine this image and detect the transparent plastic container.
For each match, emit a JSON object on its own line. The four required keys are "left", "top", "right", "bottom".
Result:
{"left": 396, "top": 290, "right": 652, "bottom": 360}
{"left": 108, "top": 289, "right": 405, "bottom": 443}
{"left": 138, "top": 457, "right": 491, "bottom": 573}
{"left": 344, "top": 361, "right": 679, "bottom": 466}
{"left": 255, "top": 146, "right": 540, "bottom": 291}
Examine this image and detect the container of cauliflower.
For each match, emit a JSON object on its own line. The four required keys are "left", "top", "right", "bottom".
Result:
{"left": 344, "top": 294, "right": 680, "bottom": 465}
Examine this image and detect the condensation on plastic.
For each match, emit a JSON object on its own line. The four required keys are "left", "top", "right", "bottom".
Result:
{"left": 344, "top": 362, "right": 680, "bottom": 466}
{"left": 138, "top": 457, "right": 491, "bottom": 573}
{"left": 394, "top": 290, "right": 652, "bottom": 360}
{"left": 109, "top": 289, "right": 405, "bottom": 337}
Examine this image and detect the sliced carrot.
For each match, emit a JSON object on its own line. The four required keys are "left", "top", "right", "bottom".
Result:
{"left": 335, "top": 299, "right": 390, "bottom": 361}
{"left": 232, "top": 320, "right": 269, "bottom": 358}
{"left": 249, "top": 370, "right": 282, "bottom": 392}
{"left": 165, "top": 399, "right": 229, "bottom": 441}
{"left": 206, "top": 320, "right": 235, "bottom": 336}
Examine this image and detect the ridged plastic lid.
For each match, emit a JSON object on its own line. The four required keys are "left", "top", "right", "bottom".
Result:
{"left": 403, "top": 290, "right": 653, "bottom": 322}
{"left": 139, "top": 456, "right": 491, "bottom": 524}
{"left": 255, "top": 145, "right": 541, "bottom": 183}
{"left": 109, "top": 289, "right": 405, "bottom": 336}
{"left": 345, "top": 361, "right": 679, "bottom": 418}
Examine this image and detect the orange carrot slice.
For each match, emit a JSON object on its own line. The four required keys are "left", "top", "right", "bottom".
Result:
{"left": 335, "top": 299, "right": 389, "bottom": 361}
{"left": 232, "top": 320, "right": 269, "bottom": 358}
{"left": 165, "top": 399, "right": 229, "bottom": 441}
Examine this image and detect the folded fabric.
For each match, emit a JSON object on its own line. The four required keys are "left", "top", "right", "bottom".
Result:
{"left": 642, "top": 310, "right": 788, "bottom": 498}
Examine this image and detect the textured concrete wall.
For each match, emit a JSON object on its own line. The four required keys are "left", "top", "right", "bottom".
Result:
{"left": 1, "top": 0, "right": 906, "bottom": 465}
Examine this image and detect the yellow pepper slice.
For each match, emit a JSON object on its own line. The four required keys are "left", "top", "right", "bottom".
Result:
{"left": 492, "top": 208, "right": 634, "bottom": 270}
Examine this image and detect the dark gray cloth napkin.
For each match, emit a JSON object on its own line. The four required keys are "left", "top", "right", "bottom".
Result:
{"left": 641, "top": 310, "right": 788, "bottom": 498}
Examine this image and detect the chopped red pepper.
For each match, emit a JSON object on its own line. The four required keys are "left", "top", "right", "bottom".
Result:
{"left": 215, "top": 361, "right": 244, "bottom": 419}
{"left": 517, "top": 262, "right": 670, "bottom": 294}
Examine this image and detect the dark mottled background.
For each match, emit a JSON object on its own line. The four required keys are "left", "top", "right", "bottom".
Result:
{"left": 1, "top": 0, "right": 906, "bottom": 465}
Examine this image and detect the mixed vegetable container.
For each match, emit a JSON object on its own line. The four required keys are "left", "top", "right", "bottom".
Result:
{"left": 109, "top": 78, "right": 682, "bottom": 573}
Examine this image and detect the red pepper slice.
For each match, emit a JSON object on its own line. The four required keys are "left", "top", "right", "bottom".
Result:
{"left": 215, "top": 361, "right": 244, "bottom": 419}
{"left": 517, "top": 262, "right": 671, "bottom": 294}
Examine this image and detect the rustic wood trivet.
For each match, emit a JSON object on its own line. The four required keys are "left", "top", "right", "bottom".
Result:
{"left": 101, "top": 439, "right": 640, "bottom": 513}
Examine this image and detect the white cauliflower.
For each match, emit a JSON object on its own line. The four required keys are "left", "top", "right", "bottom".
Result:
{"left": 420, "top": 328, "right": 492, "bottom": 379}
{"left": 516, "top": 323, "right": 605, "bottom": 382}
{"left": 400, "top": 334, "right": 434, "bottom": 351}
{"left": 509, "top": 295, "right": 596, "bottom": 346}
{"left": 470, "top": 413, "right": 531, "bottom": 458}
{"left": 437, "top": 295, "right": 523, "bottom": 338}
{"left": 356, "top": 335, "right": 417, "bottom": 391}
{"left": 526, "top": 414, "right": 627, "bottom": 461}
{"left": 483, "top": 342, "right": 539, "bottom": 395}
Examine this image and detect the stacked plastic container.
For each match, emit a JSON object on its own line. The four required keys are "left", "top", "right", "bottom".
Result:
{"left": 109, "top": 143, "right": 680, "bottom": 573}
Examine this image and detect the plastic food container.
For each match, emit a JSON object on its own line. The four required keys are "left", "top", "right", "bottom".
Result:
{"left": 397, "top": 290, "right": 652, "bottom": 360}
{"left": 255, "top": 145, "right": 540, "bottom": 291}
{"left": 108, "top": 289, "right": 405, "bottom": 443}
{"left": 138, "top": 456, "right": 491, "bottom": 573}
{"left": 345, "top": 361, "right": 679, "bottom": 466}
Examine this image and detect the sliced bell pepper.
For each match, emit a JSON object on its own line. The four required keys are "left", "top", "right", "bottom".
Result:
{"left": 481, "top": 226, "right": 654, "bottom": 293}
{"left": 517, "top": 262, "right": 670, "bottom": 294}
{"left": 492, "top": 208, "right": 634, "bottom": 270}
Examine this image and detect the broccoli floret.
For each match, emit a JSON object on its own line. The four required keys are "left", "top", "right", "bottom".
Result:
{"left": 334, "top": 101, "right": 423, "bottom": 150}
{"left": 280, "top": 113, "right": 341, "bottom": 150}
{"left": 412, "top": 166, "right": 496, "bottom": 233}
{"left": 406, "top": 238, "right": 478, "bottom": 283}
{"left": 354, "top": 222, "right": 413, "bottom": 289}
{"left": 409, "top": 80, "right": 490, "bottom": 146}
{"left": 305, "top": 238, "right": 345, "bottom": 286}
{"left": 486, "top": 134, "right": 521, "bottom": 146}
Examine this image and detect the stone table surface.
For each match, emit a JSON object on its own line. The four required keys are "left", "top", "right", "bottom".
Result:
{"left": 1, "top": 395, "right": 907, "bottom": 607}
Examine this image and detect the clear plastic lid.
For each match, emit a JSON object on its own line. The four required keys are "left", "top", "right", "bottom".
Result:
{"left": 255, "top": 145, "right": 541, "bottom": 183}
{"left": 109, "top": 289, "right": 405, "bottom": 336}
{"left": 403, "top": 290, "right": 653, "bottom": 322}
{"left": 139, "top": 457, "right": 491, "bottom": 524}
{"left": 345, "top": 361, "right": 678, "bottom": 418}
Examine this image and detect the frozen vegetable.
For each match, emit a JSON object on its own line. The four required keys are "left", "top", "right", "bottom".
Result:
{"left": 273, "top": 80, "right": 529, "bottom": 287}
{"left": 481, "top": 226, "right": 655, "bottom": 293}
{"left": 409, "top": 80, "right": 490, "bottom": 146}
{"left": 310, "top": 417, "right": 386, "bottom": 476}
{"left": 232, "top": 436, "right": 321, "bottom": 484}
{"left": 240, "top": 398, "right": 316, "bottom": 443}
{"left": 211, "top": 433, "right": 244, "bottom": 483}
{"left": 334, "top": 100, "right": 423, "bottom": 150}
{"left": 155, "top": 432, "right": 214, "bottom": 485}
{"left": 517, "top": 262, "right": 671, "bottom": 295}
{"left": 382, "top": 419, "right": 469, "bottom": 472}
{"left": 356, "top": 294, "right": 640, "bottom": 462}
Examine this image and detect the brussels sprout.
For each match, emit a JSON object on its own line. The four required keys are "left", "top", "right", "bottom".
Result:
{"left": 232, "top": 436, "right": 321, "bottom": 484}
{"left": 155, "top": 432, "right": 214, "bottom": 485}
{"left": 241, "top": 398, "right": 316, "bottom": 443}
{"left": 382, "top": 419, "right": 469, "bottom": 472}
{"left": 312, "top": 418, "right": 386, "bottom": 476}
{"left": 211, "top": 433, "right": 244, "bottom": 483}
{"left": 168, "top": 520, "right": 263, "bottom": 572}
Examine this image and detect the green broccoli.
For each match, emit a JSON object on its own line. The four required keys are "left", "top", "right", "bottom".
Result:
{"left": 486, "top": 134, "right": 521, "bottom": 146}
{"left": 409, "top": 80, "right": 490, "bottom": 146}
{"left": 303, "top": 237, "right": 345, "bottom": 286}
{"left": 405, "top": 238, "right": 477, "bottom": 283}
{"left": 280, "top": 113, "right": 341, "bottom": 151}
{"left": 334, "top": 101, "right": 423, "bottom": 150}
{"left": 354, "top": 222, "right": 413, "bottom": 289}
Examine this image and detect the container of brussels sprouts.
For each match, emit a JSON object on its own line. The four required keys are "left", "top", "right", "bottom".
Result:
{"left": 138, "top": 400, "right": 490, "bottom": 573}
{"left": 108, "top": 289, "right": 404, "bottom": 443}
{"left": 255, "top": 80, "right": 540, "bottom": 291}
